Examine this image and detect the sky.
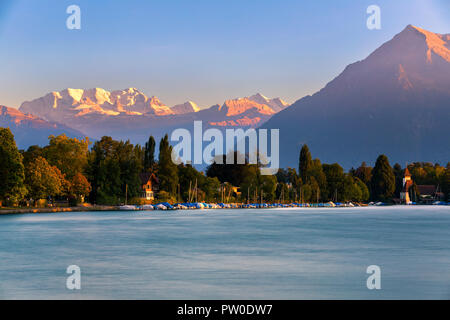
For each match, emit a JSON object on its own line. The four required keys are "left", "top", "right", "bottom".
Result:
{"left": 0, "top": 0, "right": 449, "bottom": 109}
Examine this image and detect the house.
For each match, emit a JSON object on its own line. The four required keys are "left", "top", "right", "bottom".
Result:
{"left": 417, "top": 185, "right": 444, "bottom": 204}
{"left": 231, "top": 186, "right": 241, "bottom": 198}
{"left": 139, "top": 172, "right": 159, "bottom": 201}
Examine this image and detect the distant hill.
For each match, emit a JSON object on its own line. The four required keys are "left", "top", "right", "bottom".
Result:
{"left": 261, "top": 25, "right": 450, "bottom": 168}
{"left": 0, "top": 105, "right": 87, "bottom": 149}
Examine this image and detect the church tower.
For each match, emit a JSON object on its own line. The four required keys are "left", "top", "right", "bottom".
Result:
{"left": 400, "top": 167, "right": 413, "bottom": 204}
{"left": 403, "top": 167, "right": 412, "bottom": 186}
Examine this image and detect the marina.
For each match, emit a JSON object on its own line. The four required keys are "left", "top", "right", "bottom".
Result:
{"left": 119, "top": 201, "right": 449, "bottom": 211}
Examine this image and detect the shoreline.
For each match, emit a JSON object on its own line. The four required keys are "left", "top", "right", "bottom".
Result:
{"left": 0, "top": 205, "right": 119, "bottom": 215}
{"left": 1, "top": 203, "right": 447, "bottom": 215}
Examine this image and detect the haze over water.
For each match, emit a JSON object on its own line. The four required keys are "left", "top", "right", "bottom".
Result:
{"left": 1, "top": 206, "right": 449, "bottom": 299}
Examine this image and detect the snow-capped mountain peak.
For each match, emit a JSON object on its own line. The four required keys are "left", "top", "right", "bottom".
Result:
{"left": 220, "top": 96, "right": 275, "bottom": 116}
{"left": 171, "top": 101, "right": 201, "bottom": 114}
{"left": 248, "top": 93, "right": 289, "bottom": 112}
{"left": 19, "top": 88, "right": 175, "bottom": 121}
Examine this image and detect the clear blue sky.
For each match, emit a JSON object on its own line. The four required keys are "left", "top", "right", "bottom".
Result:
{"left": 1, "top": 0, "right": 449, "bottom": 109}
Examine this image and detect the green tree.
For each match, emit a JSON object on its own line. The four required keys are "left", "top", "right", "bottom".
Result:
{"left": 276, "top": 167, "right": 301, "bottom": 200}
{"left": 354, "top": 162, "right": 373, "bottom": 186}
{"left": 355, "top": 177, "right": 370, "bottom": 202}
{"left": 202, "top": 176, "right": 221, "bottom": 202}
{"left": 300, "top": 183, "right": 312, "bottom": 203}
{"left": 116, "top": 140, "right": 144, "bottom": 199}
{"left": 70, "top": 172, "right": 92, "bottom": 204}
{"left": 275, "top": 182, "right": 290, "bottom": 202}
{"left": 299, "top": 144, "right": 312, "bottom": 183}
{"left": 158, "top": 134, "right": 179, "bottom": 195}
{"left": 310, "top": 159, "right": 327, "bottom": 201}
{"left": 371, "top": 154, "right": 395, "bottom": 202}
{"left": 408, "top": 162, "right": 445, "bottom": 186}
{"left": 178, "top": 163, "right": 202, "bottom": 201}
{"left": 206, "top": 151, "right": 248, "bottom": 187}
{"left": 275, "top": 168, "right": 289, "bottom": 184}
{"left": 87, "top": 136, "right": 122, "bottom": 204}
{"left": 177, "top": 163, "right": 221, "bottom": 202}
{"left": 286, "top": 168, "right": 300, "bottom": 189}
{"left": 0, "top": 128, "right": 26, "bottom": 205}
{"left": 44, "top": 134, "right": 89, "bottom": 180}
{"left": 156, "top": 190, "right": 177, "bottom": 203}
{"left": 25, "top": 156, "right": 65, "bottom": 202}
{"left": 144, "top": 135, "right": 156, "bottom": 171}
{"left": 308, "top": 176, "right": 320, "bottom": 203}
{"left": 87, "top": 137, "right": 143, "bottom": 205}
{"left": 393, "top": 163, "right": 403, "bottom": 198}
{"left": 341, "top": 174, "right": 361, "bottom": 202}
{"left": 260, "top": 174, "right": 277, "bottom": 202}
{"left": 322, "top": 163, "right": 345, "bottom": 201}
{"left": 21, "top": 145, "right": 43, "bottom": 168}
{"left": 240, "top": 166, "right": 257, "bottom": 203}
{"left": 241, "top": 164, "right": 277, "bottom": 203}
{"left": 441, "top": 163, "right": 450, "bottom": 201}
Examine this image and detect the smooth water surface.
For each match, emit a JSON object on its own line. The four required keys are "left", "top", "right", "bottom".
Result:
{"left": 0, "top": 206, "right": 449, "bottom": 299}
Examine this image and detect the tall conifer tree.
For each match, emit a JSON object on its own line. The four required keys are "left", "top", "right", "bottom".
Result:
{"left": 371, "top": 154, "right": 395, "bottom": 201}
{"left": 299, "top": 144, "right": 312, "bottom": 183}
{"left": 158, "top": 134, "right": 179, "bottom": 196}
{"left": 144, "top": 135, "right": 156, "bottom": 171}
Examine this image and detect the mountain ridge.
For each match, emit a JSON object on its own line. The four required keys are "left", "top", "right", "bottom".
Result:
{"left": 16, "top": 89, "right": 289, "bottom": 146}
{"left": 261, "top": 25, "right": 450, "bottom": 168}
{"left": 0, "top": 105, "right": 87, "bottom": 149}
{"left": 19, "top": 88, "right": 288, "bottom": 122}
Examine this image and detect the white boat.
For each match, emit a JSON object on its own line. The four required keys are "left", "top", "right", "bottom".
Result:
{"left": 193, "top": 202, "right": 204, "bottom": 209}
{"left": 155, "top": 204, "right": 167, "bottom": 210}
{"left": 142, "top": 204, "right": 154, "bottom": 210}
{"left": 119, "top": 205, "right": 138, "bottom": 211}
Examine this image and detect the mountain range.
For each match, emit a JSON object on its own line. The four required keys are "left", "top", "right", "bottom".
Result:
{"left": 19, "top": 88, "right": 288, "bottom": 122}
{"left": 5, "top": 89, "right": 288, "bottom": 148}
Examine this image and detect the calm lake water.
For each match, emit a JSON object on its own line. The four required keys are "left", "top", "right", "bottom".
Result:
{"left": 0, "top": 206, "right": 449, "bottom": 299}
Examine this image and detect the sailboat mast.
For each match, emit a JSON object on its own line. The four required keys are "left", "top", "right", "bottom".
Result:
{"left": 195, "top": 178, "right": 198, "bottom": 203}
{"left": 188, "top": 181, "right": 192, "bottom": 203}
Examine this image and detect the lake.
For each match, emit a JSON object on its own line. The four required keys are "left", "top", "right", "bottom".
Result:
{"left": 0, "top": 206, "right": 449, "bottom": 299}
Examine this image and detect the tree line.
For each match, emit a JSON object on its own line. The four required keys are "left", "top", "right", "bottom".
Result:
{"left": 0, "top": 128, "right": 221, "bottom": 206}
{"left": 1, "top": 127, "right": 449, "bottom": 206}
{"left": 206, "top": 145, "right": 450, "bottom": 203}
